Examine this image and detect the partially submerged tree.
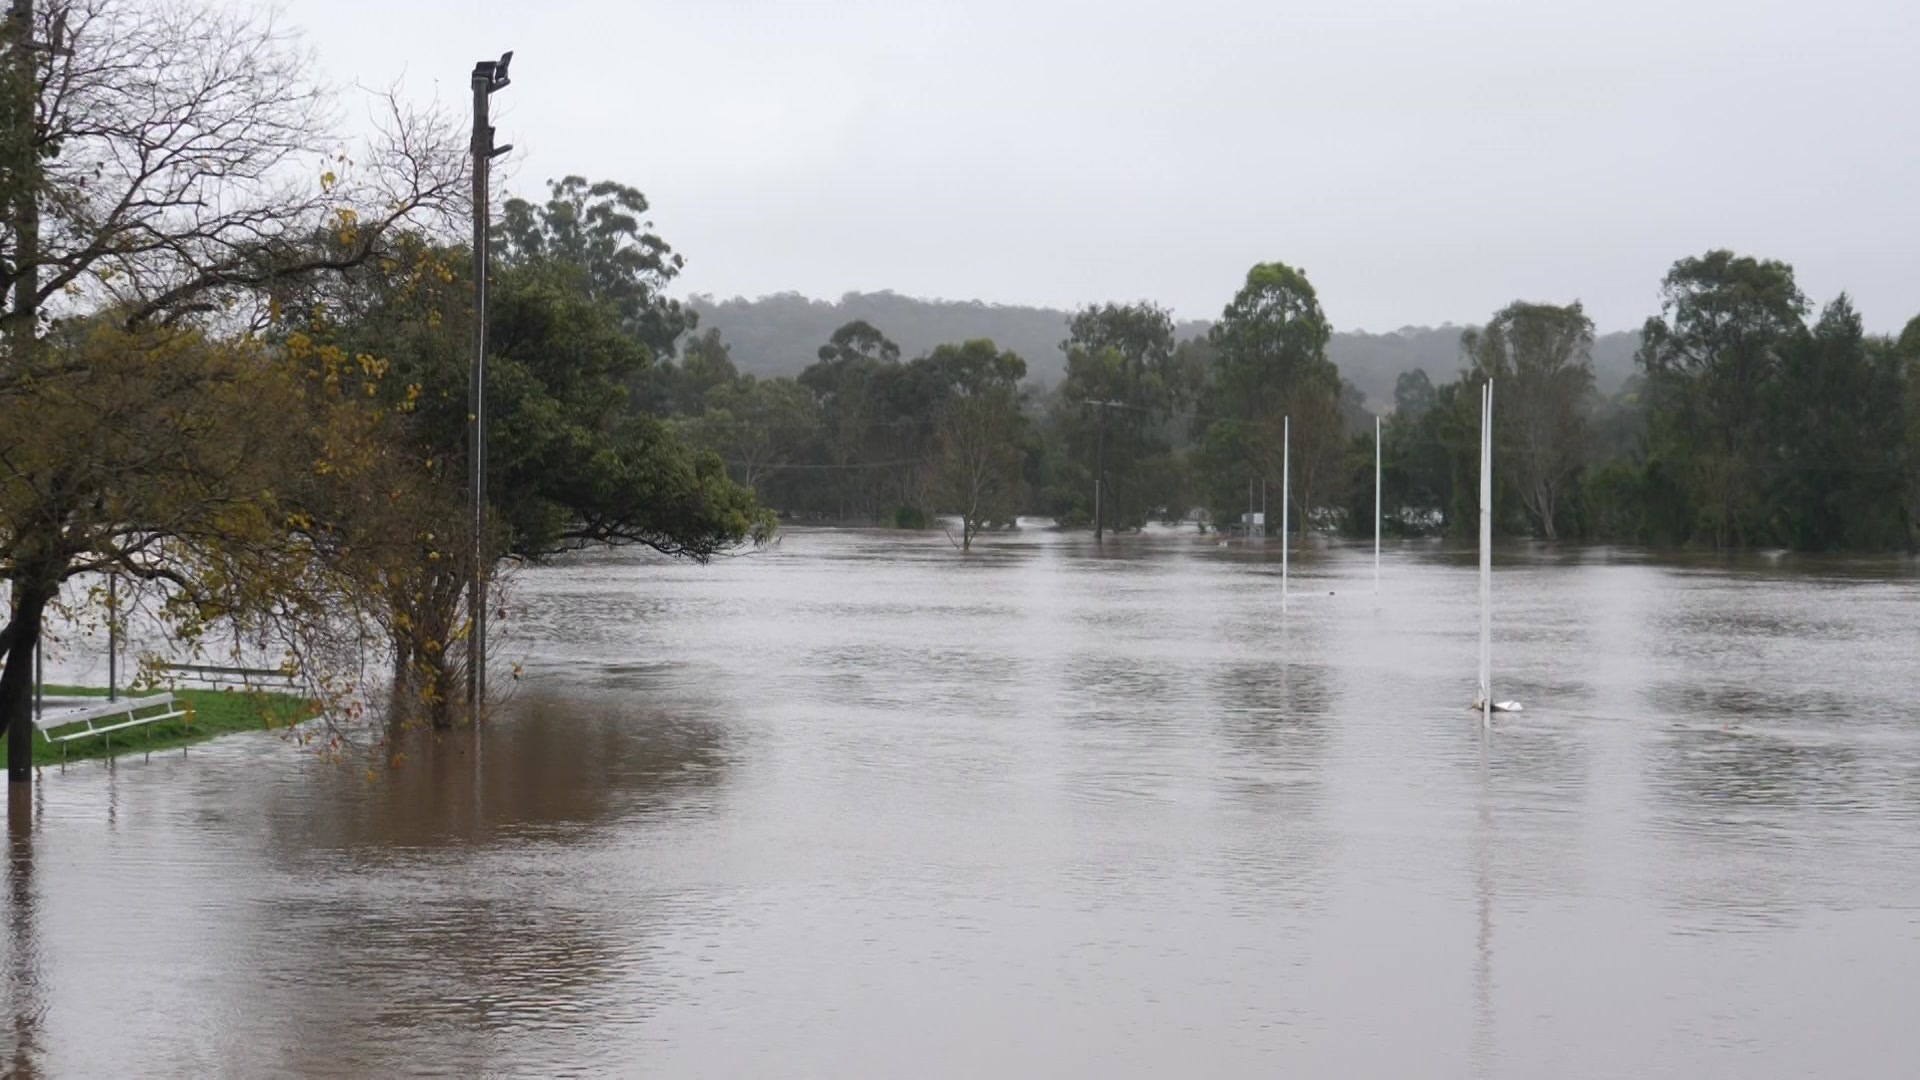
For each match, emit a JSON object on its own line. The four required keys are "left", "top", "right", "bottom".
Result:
{"left": 928, "top": 340, "right": 1027, "bottom": 550}
{"left": 0, "top": 0, "right": 463, "bottom": 779}
{"left": 1200, "top": 262, "right": 1342, "bottom": 533}
{"left": 1637, "top": 251, "right": 1808, "bottom": 547}
{"left": 279, "top": 227, "right": 770, "bottom": 728}
{"left": 1055, "top": 302, "right": 1184, "bottom": 534}
{"left": 1461, "top": 301, "right": 1596, "bottom": 540}
{"left": 1767, "top": 295, "right": 1909, "bottom": 550}
{"left": 801, "top": 320, "right": 902, "bottom": 521}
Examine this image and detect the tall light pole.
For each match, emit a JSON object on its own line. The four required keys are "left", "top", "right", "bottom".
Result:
{"left": 468, "top": 51, "right": 512, "bottom": 724}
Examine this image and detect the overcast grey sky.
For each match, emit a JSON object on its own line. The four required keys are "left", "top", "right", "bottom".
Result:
{"left": 274, "top": 0, "right": 1919, "bottom": 333}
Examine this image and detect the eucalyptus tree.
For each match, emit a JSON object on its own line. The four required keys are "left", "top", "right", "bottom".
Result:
{"left": 1461, "top": 301, "right": 1596, "bottom": 539}
{"left": 1055, "top": 302, "right": 1182, "bottom": 534}
{"left": 1200, "top": 262, "right": 1342, "bottom": 533}
{"left": 927, "top": 340, "right": 1027, "bottom": 549}
{"left": 1636, "top": 251, "right": 1807, "bottom": 548}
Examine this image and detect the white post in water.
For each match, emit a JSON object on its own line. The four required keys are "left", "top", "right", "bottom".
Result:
{"left": 1281, "top": 414, "right": 1290, "bottom": 612}
{"left": 1374, "top": 414, "right": 1382, "bottom": 596}
{"left": 1478, "top": 380, "right": 1493, "bottom": 727}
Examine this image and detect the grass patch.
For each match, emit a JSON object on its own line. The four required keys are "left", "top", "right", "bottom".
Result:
{"left": 1, "top": 683, "right": 314, "bottom": 768}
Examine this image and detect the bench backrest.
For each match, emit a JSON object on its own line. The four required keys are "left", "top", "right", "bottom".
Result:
{"left": 34, "top": 693, "right": 176, "bottom": 731}
{"left": 160, "top": 663, "right": 297, "bottom": 687}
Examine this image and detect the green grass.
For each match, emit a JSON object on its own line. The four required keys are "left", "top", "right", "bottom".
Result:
{"left": 1, "top": 683, "right": 313, "bottom": 768}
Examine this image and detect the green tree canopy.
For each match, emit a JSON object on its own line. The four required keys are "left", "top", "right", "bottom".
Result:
{"left": 1637, "top": 250, "right": 1808, "bottom": 547}
{"left": 1767, "top": 295, "right": 1908, "bottom": 550}
{"left": 1201, "top": 262, "right": 1343, "bottom": 532}
{"left": 497, "top": 176, "right": 693, "bottom": 359}
{"left": 1056, "top": 302, "right": 1184, "bottom": 533}
{"left": 1461, "top": 301, "right": 1596, "bottom": 539}
{"left": 922, "top": 339, "right": 1030, "bottom": 549}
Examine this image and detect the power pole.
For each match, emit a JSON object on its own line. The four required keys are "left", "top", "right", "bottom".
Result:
{"left": 1094, "top": 406, "right": 1106, "bottom": 542}
{"left": 1086, "top": 399, "right": 1122, "bottom": 542}
{"left": 468, "top": 51, "right": 512, "bottom": 724}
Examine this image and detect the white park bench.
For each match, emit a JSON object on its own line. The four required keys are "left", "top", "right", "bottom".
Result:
{"left": 34, "top": 693, "right": 191, "bottom": 747}
{"left": 158, "top": 662, "right": 299, "bottom": 692}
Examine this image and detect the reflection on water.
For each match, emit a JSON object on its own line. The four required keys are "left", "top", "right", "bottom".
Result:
{"left": 5, "top": 529, "right": 1920, "bottom": 1077}
{"left": 1471, "top": 725, "right": 1496, "bottom": 1079}
{"left": 6, "top": 786, "right": 42, "bottom": 1079}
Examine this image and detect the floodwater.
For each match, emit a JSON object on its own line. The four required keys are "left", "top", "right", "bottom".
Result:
{"left": 7, "top": 525, "right": 1920, "bottom": 1077}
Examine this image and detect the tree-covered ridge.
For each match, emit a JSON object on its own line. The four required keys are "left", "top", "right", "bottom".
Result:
{"left": 666, "top": 252, "right": 1920, "bottom": 554}
{"left": 688, "top": 291, "right": 1643, "bottom": 407}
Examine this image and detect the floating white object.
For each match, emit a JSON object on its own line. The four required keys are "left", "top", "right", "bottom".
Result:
{"left": 1472, "top": 698, "right": 1523, "bottom": 714}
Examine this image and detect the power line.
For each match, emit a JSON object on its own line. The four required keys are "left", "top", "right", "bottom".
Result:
{"left": 726, "top": 457, "right": 925, "bottom": 472}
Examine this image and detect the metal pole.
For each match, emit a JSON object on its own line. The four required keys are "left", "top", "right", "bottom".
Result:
{"left": 1282, "top": 415, "right": 1290, "bottom": 612}
{"left": 107, "top": 573, "right": 117, "bottom": 701}
{"left": 468, "top": 51, "right": 512, "bottom": 724}
{"left": 1479, "top": 381, "right": 1493, "bottom": 726}
{"left": 32, "top": 639, "right": 40, "bottom": 721}
{"left": 1375, "top": 415, "right": 1382, "bottom": 596}
{"left": 1093, "top": 403, "right": 1106, "bottom": 543}
{"left": 468, "top": 67, "right": 487, "bottom": 724}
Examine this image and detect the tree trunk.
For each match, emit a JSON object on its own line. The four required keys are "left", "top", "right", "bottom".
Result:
{"left": 423, "top": 648, "right": 457, "bottom": 730}
{"left": 1531, "top": 482, "right": 1559, "bottom": 541}
{"left": 1, "top": 584, "right": 53, "bottom": 784}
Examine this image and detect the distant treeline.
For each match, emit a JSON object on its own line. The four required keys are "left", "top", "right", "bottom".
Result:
{"left": 688, "top": 291, "right": 1643, "bottom": 407}
{"left": 659, "top": 253, "right": 1920, "bottom": 552}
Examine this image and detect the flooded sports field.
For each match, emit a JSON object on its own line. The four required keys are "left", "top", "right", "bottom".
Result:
{"left": 7, "top": 527, "right": 1920, "bottom": 1077}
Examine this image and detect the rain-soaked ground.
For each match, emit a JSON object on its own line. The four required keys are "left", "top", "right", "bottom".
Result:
{"left": 6, "top": 524, "right": 1920, "bottom": 1077}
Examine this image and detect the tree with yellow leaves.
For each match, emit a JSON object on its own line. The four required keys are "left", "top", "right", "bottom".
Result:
{"left": 0, "top": 0, "right": 464, "bottom": 782}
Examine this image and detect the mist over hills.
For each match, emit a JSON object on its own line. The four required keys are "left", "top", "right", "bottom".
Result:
{"left": 688, "top": 292, "right": 1640, "bottom": 410}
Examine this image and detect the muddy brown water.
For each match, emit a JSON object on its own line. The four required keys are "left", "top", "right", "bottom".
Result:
{"left": 6, "top": 526, "right": 1920, "bottom": 1077}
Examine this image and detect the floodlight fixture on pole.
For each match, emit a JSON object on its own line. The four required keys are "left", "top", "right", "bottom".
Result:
{"left": 468, "top": 49, "right": 512, "bottom": 725}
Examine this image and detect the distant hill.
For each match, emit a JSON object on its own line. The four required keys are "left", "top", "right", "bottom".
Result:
{"left": 687, "top": 292, "right": 1641, "bottom": 409}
